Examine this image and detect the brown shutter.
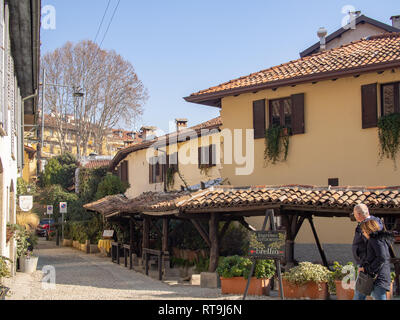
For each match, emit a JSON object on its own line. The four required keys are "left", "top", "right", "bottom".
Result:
{"left": 291, "top": 93, "right": 305, "bottom": 135}
{"left": 149, "top": 162, "right": 153, "bottom": 184}
{"left": 209, "top": 144, "right": 217, "bottom": 167}
{"left": 253, "top": 99, "right": 266, "bottom": 139}
{"left": 361, "top": 83, "right": 378, "bottom": 129}
{"left": 198, "top": 147, "right": 202, "bottom": 169}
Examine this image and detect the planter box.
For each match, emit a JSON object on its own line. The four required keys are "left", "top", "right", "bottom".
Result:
{"left": 89, "top": 244, "right": 99, "bottom": 254}
{"left": 335, "top": 280, "right": 355, "bottom": 300}
{"left": 220, "top": 277, "right": 271, "bottom": 296}
{"left": 80, "top": 243, "right": 88, "bottom": 252}
{"left": 73, "top": 241, "right": 80, "bottom": 249}
{"left": 20, "top": 256, "right": 39, "bottom": 274}
{"left": 63, "top": 239, "right": 73, "bottom": 247}
{"left": 279, "top": 279, "right": 329, "bottom": 300}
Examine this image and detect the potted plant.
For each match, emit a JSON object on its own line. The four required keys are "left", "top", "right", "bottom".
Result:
{"left": 20, "top": 251, "right": 39, "bottom": 274}
{"left": 281, "top": 262, "right": 331, "bottom": 300}
{"left": 217, "top": 255, "right": 276, "bottom": 296}
{"left": 6, "top": 224, "right": 16, "bottom": 243}
{"left": 329, "top": 261, "right": 358, "bottom": 300}
{"left": 0, "top": 256, "right": 12, "bottom": 301}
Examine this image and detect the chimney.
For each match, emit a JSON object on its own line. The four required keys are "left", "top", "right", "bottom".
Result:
{"left": 175, "top": 118, "right": 188, "bottom": 132}
{"left": 317, "top": 27, "right": 328, "bottom": 51}
{"left": 140, "top": 126, "right": 157, "bottom": 141}
{"left": 349, "top": 10, "right": 361, "bottom": 19}
{"left": 391, "top": 15, "right": 400, "bottom": 29}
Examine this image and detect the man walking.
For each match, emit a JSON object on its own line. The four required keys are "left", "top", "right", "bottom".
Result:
{"left": 352, "top": 203, "right": 384, "bottom": 300}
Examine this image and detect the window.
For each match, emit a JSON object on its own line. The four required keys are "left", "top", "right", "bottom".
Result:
{"left": 381, "top": 82, "right": 400, "bottom": 116}
{"left": 149, "top": 157, "right": 164, "bottom": 184}
{"left": 198, "top": 145, "right": 217, "bottom": 168}
{"left": 269, "top": 98, "right": 292, "bottom": 128}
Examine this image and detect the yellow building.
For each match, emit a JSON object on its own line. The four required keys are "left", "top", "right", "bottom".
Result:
{"left": 39, "top": 114, "right": 140, "bottom": 161}
{"left": 22, "top": 145, "right": 37, "bottom": 183}
{"left": 185, "top": 33, "right": 400, "bottom": 245}
{"left": 110, "top": 118, "right": 223, "bottom": 198}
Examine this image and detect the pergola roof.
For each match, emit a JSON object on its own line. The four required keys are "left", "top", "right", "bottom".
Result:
{"left": 84, "top": 185, "right": 400, "bottom": 218}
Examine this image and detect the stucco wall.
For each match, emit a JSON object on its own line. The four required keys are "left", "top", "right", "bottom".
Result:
{"left": 219, "top": 69, "right": 400, "bottom": 244}
{"left": 123, "top": 133, "right": 222, "bottom": 199}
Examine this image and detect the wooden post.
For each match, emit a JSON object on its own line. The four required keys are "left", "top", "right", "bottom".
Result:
{"left": 142, "top": 216, "right": 150, "bottom": 262}
{"left": 208, "top": 213, "right": 219, "bottom": 272}
{"left": 308, "top": 216, "right": 329, "bottom": 268}
{"left": 129, "top": 218, "right": 134, "bottom": 269}
{"left": 162, "top": 218, "right": 169, "bottom": 272}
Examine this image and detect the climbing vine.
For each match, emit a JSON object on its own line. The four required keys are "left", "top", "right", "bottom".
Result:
{"left": 264, "top": 125, "right": 291, "bottom": 165}
{"left": 199, "top": 164, "right": 211, "bottom": 177}
{"left": 378, "top": 113, "right": 400, "bottom": 167}
{"left": 166, "top": 167, "right": 177, "bottom": 190}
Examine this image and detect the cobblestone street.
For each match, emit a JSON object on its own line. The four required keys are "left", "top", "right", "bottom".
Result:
{"left": 3, "top": 239, "right": 278, "bottom": 300}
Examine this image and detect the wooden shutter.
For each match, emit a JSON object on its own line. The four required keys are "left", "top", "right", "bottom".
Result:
{"left": 291, "top": 93, "right": 305, "bottom": 135}
{"left": 209, "top": 144, "right": 217, "bottom": 167}
{"left": 253, "top": 99, "right": 266, "bottom": 139}
{"left": 198, "top": 147, "right": 202, "bottom": 169}
{"left": 121, "top": 161, "right": 128, "bottom": 183}
{"left": 361, "top": 83, "right": 378, "bottom": 129}
{"left": 149, "top": 162, "right": 153, "bottom": 184}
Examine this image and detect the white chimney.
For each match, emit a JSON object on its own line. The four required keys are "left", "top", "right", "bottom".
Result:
{"left": 391, "top": 15, "right": 400, "bottom": 29}
{"left": 317, "top": 27, "right": 328, "bottom": 51}
{"left": 175, "top": 118, "right": 188, "bottom": 132}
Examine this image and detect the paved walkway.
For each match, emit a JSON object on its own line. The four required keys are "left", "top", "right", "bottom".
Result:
{"left": 4, "top": 240, "right": 277, "bottom": 300}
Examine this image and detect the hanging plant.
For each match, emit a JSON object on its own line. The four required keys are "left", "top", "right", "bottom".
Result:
{"left": 199, "top": 164, "right": 211, "bottom": 177}
{"left": 166, "top": 167, "right": 177, "bottom": 190}
{"left": 378, "top": 113, "right": 400, "bottom": 167}
{"left": 264, "top": 125, "right": 291, "bottom": 165}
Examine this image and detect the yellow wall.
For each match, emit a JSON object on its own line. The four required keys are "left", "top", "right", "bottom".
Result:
{"left": 22, "top": 149, "right": 37, "bottom": 183}
{"left": 122, "top": 133, "right": 222, "bottom": 199}
{"left": 219, "top": 69, "right": 400, "bottom": 243}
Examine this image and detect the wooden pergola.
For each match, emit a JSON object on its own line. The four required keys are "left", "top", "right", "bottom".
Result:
{"left": 85, "top": 185, "right": 400, "bottom": 294}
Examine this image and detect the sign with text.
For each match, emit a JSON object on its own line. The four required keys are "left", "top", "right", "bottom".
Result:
{"left": 102, "top": 230, "right": 114, "bottom": 238}
{"left": 19, "top": 196, "right": 33, "bottom": 212}
{"left": 59, "top": 202, "right": 67, "bottom": 214}
{"left": 249, "top": 231, "right": 286, "bottom": 259}
{"left": 47, "top": 205, "right": 54, "bottom": 215}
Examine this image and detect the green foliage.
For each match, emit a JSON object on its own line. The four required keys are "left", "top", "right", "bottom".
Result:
{"left": 39, "top": 153, "right": 77, "bottom": 189}
{"left": 38, "top": 185, "right": 78, "bottom": 220}
{"left": 328, "top": 261, "right": 358, "bottom": 295}
{"left": 264, "top": 125, "right": 291, "bottom": 165}
{"left": 391, "top": 272, "right": 396, "bottom": 282}
{"left": 78, "top": 167, "right": 108, "bottom": 203}
{"left": 220, "top": 223, "right": 251, "bottom": 257}
{"left": 8, "top": 224, "right": 34, "bottom": 258}
{"left": 65, "top": 216, "right": 104, "bottom": 244}
{"left": 166, "top": 167, "right": 177, "bottom": 190}
{"left": 378, "top": 113, "right": 400, "bottom": 166}
{"left": 283, "top": 262, "right": 331, "bottom": 285}
{"left": 169, "top": 221, "right": 208, "bottom": 251}
{"left": 194, "top": 256, "right": 210, "bottom": 273}
{"left": 17, "top": 178, "right": 37, "bottom": 196}
{"left": 170, "top": 257, "right": 195, "bottom": 268}
{"left": 217, "top": 256, "right": 276, "bottom": 280}
{"left": 0, "top": 256, "right": 12, "bottom": 279}
{"left": 95, "top": 174, "right": 129, "bottom": 200}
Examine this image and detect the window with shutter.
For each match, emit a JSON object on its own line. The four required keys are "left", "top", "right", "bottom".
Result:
{"left": 253, "top": 99, "right": 266, "bottom": 139}
{"left": 291, "top": 93, "right": 305, "bottom": 135}
{"left": 209, "top": 144, "right": 217, "bottom": 167}
{"left": 381, "top": 82, "right": 400, "bottom": 117}
{"left": 361, "top": 83, "right": 378, "bottom": 129}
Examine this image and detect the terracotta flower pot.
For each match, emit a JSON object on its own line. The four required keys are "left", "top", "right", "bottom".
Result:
{"left": 280, "top": 279, "right": 329, "bottom": 300}
{"left": 335, "top": 280, "right": 355, "bottom": 300}
{"left": 220, "top": 277, "right": 271, "bottom": 296}
{"left": 6, "top": 228, "right": 14, "bottom": 243}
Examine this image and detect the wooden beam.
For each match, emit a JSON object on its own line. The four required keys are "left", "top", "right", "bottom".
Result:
{"left": 142, "top": 217, "right": 150, "bottom": 259}
{"left": 238, "top": 217, "right": 257, "bottom": 231}
{"left": 307, "top": 216, "right": 329, "bottom": 268}
{"left": 209, "top": 213, "right": 220, "bottom": 272}
{"left": 162, "top": 218, "right": 169, "bottom": 252}
{"left": 218, "top": 219, "right": 232, "bottom": 242}
{"left": 191, "top": 219, "right": 211, "bottom": 247}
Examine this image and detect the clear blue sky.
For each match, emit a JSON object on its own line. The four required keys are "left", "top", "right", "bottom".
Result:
{"left": 41, "top": 0, "right": 400, "bottom": 133}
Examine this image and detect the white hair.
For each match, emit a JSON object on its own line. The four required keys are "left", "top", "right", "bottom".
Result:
{"left": 354, "top": 204, "right": 370, "bottom": 218}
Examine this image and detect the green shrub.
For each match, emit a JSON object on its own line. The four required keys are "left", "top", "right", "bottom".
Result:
{"left": 95, "top": 174, "right": 129, "bottom": 200}
{"left": 0, "top": 256, "right": 12, "bottom": 279}
{"left": 217, "top": 256, "right": 276, "bottom": 280}
{"left": 283, "top": 262, "right": 331, "bottom": 285}
{"left": 39, "top": 153, "right": 77, "bottom": 189}
{"left": 219, "top": 223, "right": 251, "bottom": 257}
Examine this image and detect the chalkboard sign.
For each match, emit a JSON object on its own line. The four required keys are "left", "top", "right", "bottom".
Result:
{"left": 249, "top": 231, "right": 286, "bottom": 259}
{"left": 102, "top": 230, "right": 114, "bottom": 239}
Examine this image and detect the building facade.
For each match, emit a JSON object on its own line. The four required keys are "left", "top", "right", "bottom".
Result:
{"left": 185, "top": 32, "right": 400, "bottom": 245}
{"left": 0, "top": 0, "right": 40, "bottom": 269}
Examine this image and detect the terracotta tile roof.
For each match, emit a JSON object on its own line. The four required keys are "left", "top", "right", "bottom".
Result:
{"left": 178, "top": 185, "right": 400, "bottom": 213}
{"left": 110, "top": 117, "right": 222, "bottom": 170}
{"left": 82, "top": 159, "right": 112, "bottom": 169}
{"left": 185, "top": 33, "right": 400, "bottom": 106}
{"left": 84, "top": 191, "right": 191, "bottom": 217}
{"left": 85, "top": 185, "right": 400, "bottom": 217}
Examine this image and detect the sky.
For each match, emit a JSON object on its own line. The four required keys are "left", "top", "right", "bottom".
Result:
{"left": 40, "top": 0, "right": 400, "bottom": 133}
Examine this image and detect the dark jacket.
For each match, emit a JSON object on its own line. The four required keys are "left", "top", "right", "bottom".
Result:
{"left": 362, "top": 230, "right": 395, "bottom": 292}
{"left": 352, "top": 215, "right": 383, "bottom": 266}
